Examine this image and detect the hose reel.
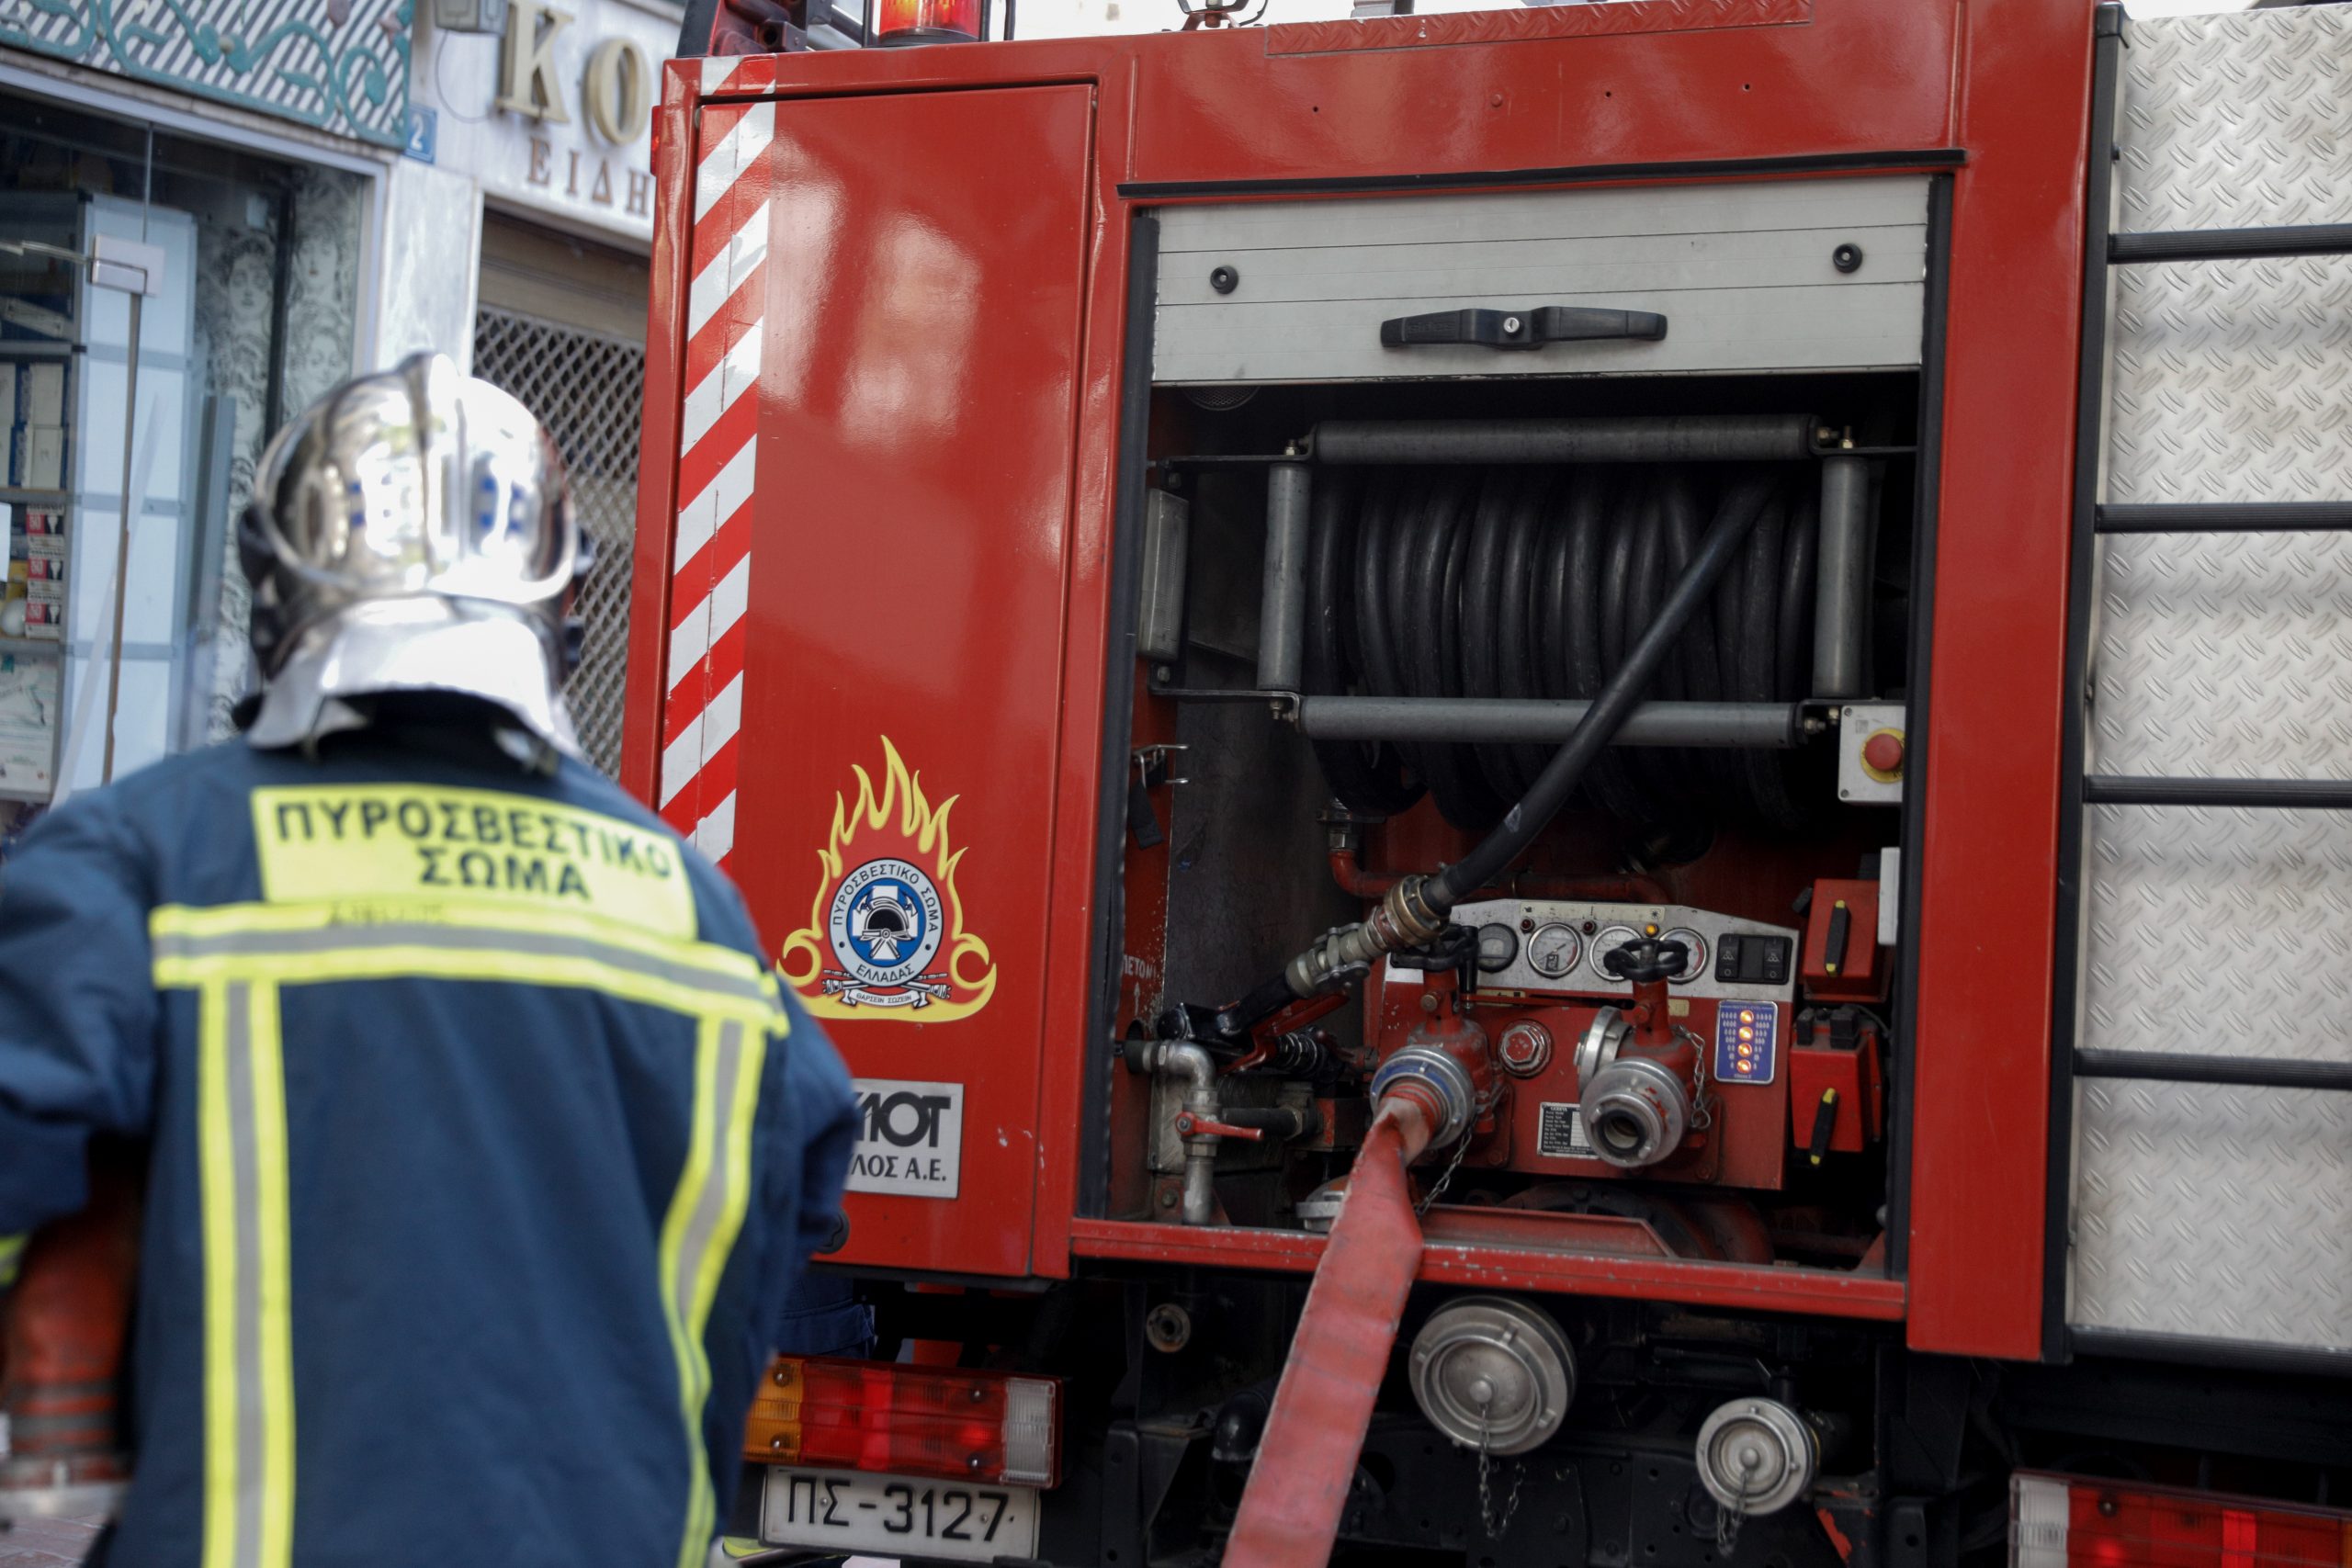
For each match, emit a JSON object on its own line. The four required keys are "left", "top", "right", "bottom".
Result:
{"left": 1306, "top": 462, "right": 1825, "bottom": 831}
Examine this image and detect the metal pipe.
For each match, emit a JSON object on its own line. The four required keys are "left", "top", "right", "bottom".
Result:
{"left": 1148, "top": 1039, "right": 1224, "bottom": 1227}
{"left": 1811, "top": 454, "right": 1871, "bottom": 699}
{"left": 1311, "top": 413, "right": 1815, "bottom": 467}
{"left": 1257, "top": 460, "right": 1312, "bottom": 692}
{"left": 1182, "top": 1151, "right": 1217, "bottom": 1226}
{"left": 1219, "top": 1104, "right": 1317, "bottom": 1139}
{"left": 1297, "top": 695, "right": 1802, "bottom": 749}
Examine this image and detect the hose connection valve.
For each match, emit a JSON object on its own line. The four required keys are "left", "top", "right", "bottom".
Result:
{"left": 1371, "top": 1013, "right": 1496, "bottom": 1157}
{"left": 1574, "top": 934, "right": 1704, "bottom": 1169}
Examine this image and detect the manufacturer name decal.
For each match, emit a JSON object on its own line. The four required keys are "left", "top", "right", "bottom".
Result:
{"left": 845, "top": 1078, "right": 963, "bottom": 1200}
{"left": 779, "top": 738, "right": 998, "bottom": 1021}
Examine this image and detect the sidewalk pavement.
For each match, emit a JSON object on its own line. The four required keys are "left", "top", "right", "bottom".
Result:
{"left": 0, "top": 1513, "right": 106, "bottom": 1567}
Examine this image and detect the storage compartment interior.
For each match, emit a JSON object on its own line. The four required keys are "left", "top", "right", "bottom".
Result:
{"left": 1108, "top": 367, "right": 1923, "bottom": 1279}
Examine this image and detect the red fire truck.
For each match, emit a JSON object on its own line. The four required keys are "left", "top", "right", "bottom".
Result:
{"left": 628, "top": 2, "right": 2352, "bottom": 1563}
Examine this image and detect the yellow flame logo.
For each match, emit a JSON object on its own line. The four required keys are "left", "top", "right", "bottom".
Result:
{"left": 779, "top": 737, "right": 997, "bottom": 1021}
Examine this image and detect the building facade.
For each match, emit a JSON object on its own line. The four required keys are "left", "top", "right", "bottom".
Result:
{"left": 386, "top": 0, "right": 678, "bottom": 774}
{"left": 0, "top": 2, "right": 398, "bottom": 814}
{"left": 0, "top": 0, "right": 672, "bottom": 839}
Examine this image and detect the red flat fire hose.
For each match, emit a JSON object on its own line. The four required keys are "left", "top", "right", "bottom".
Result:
{"left": 0, "top": 1157, "right": 138, "bottom": 1519}
{"left": 1223, "top": 1100, "right": 1433, "bottom": 1568}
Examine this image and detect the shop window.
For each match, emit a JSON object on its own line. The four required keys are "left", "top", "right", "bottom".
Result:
{"left": 0, "top": 89, "right": 366, "bottom": 820}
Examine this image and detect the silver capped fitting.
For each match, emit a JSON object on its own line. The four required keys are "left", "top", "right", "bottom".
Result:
{"left": 1695, "top": 1397, "right": 1819, "bottom": 1517}
{"left": 1408, "top": 1297, "right": 1577, "bottom": 1456}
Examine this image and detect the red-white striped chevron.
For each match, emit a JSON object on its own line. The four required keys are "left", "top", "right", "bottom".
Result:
{"left": 697, "top": 53, "right": 784, "bottom": 97}
{"left": 661, "top": 92, "right": 774, "bottom": 866}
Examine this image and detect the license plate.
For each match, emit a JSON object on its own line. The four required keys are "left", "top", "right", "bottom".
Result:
{"left": 760, "top": 1466, "right": 1041, "bottom": 1562}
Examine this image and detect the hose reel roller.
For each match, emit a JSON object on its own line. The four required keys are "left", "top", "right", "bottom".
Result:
{"left": 1307, "top": 463, "right": 1821, "bottom": 830}
{"left": 1242, "top": 415, "right": 1876, "bottom": 831}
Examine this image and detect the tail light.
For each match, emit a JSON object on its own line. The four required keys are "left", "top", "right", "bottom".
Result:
{"left": 2014, "top": 1472, "right": 2352, "bottom": 1568}
{"left": 744, "top": 1356, "right": 1061, "bottom": 1488}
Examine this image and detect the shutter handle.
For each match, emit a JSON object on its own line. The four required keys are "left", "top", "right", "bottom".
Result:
{"left": 1378, "top": 305, "right": 1669, "bottom": 351}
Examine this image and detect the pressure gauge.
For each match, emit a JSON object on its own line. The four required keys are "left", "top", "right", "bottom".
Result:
{"left": 1525, "top": 923, "right": 1581, "bottom": 980}
{"left": 1588, "top": 924, "right": 1644, "bottom": 984}
{"left": 1475, "top": 922, "right": 1521, "bottom": 974}
{"left": 1659, "top": 927, "right": 1708, "bottom": 985}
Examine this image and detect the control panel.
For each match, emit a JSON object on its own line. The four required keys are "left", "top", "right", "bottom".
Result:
{"left": 1445, "top": 899, "right": 1801, "bottom": 1007}
{"left": 1373, "top": 901, "right": 1804, "bottom": 1191}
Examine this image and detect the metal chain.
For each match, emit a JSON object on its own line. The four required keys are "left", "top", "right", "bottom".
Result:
{"left": 1475, "top": 1396, "right": 1525, "bottom": 1540}
{"left": 1683, "top": 1025, "right": 1716, "bottom": 1132}
{"left": 1415, "top": 1132, "right": 1474, "bottom": 1215}
{"left": 1713, "top": 1443, "right": 1762, "bottom": 1554}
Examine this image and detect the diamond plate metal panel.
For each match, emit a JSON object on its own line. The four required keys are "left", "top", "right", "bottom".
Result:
{"left": 2097, "top": 7, "right": 2352, "bottom": 771}
{"left": 2074, "top": 1079, "right": 2352, "bottom": 1349}
{"left": 2069, "top": 10, "right": 2352, "bottom": 1348}
{"left": 2085, "top": 805, "right": 2352, "bottom": 1063}
{"left": 2116, "top": 10, "right": 2352, "bottom": 238}
{"left": 2091, "top": 525, "right": 2352, "bottom": 779}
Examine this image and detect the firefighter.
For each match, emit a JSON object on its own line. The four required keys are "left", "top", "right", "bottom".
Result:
{"left": 0, "top": 353, "right": 856, "bottom": 1566}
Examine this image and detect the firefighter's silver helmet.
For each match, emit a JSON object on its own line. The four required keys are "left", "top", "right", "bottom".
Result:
{"left": 239, "top": 352, "right": 585, "bottom": 754}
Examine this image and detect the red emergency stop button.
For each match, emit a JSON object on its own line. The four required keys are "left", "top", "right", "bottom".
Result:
{"left": 1861, "top": 729, "right": 1905, "bottom": 778}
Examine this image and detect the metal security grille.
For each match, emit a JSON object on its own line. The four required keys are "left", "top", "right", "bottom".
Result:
{"left": 472, "top": 305, "right": 645, "bottom": 775}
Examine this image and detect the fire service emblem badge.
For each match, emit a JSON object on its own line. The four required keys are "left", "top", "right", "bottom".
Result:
{"left": 780, "top": 738, "right": 997, "bottom": 1021}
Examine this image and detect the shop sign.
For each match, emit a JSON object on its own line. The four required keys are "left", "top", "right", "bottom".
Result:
{"left": 424, "top": 0, "right": 668, "bottom": 241}
{"left": 0, "top": 0, "right": 413, "bottom": 148}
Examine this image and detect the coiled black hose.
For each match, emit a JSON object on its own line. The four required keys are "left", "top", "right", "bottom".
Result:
{"left": 1304, "top": 472, "right": 1422, "bottom": 815}
{"left": 1430, "top": 471, "right": 1777, "bottom": 908}
{"left": 1303, "top": 462, "right": 1819, "bottom": 833}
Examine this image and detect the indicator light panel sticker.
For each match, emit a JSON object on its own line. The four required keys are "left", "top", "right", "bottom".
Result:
{"left": 1714, "top": 1002, "right": 1780, "bottom": 1086}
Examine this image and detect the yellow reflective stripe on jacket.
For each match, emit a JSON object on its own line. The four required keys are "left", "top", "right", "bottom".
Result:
{"left": 149, "top": 902, "right": 783, "bottom": 1031}
{"left": 198, "top": 979, "right": 295, "bottom": 1568}
{"left": 152, "top": 900, "right": 779, "bottom": 1006}
{"left": 155, "top": 899, "right": 784, "bottom": 1567}
{"left": 659, "top": 1013, "right": 767, "bottom": 1568}
{"left": 0, "top": 1232, "right": 25, "bottom": 1291}
{"left": 151, "top": 897, "right": 766, "bottom": 990}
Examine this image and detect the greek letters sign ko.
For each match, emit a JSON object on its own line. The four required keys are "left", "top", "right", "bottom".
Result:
{"left": 495, "top": 0, "right": 656, "bottom": 220}
{"left": 249, "top": 784, "right": 696, "bottom": 939}
{"left": 845, "top": 1078, "right": 964, "bottom": 1200}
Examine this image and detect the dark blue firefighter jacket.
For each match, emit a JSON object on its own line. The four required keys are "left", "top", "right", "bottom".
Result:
{"left": 0, "top": 717, "right": 856, "bottom": 1568}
